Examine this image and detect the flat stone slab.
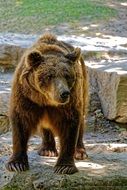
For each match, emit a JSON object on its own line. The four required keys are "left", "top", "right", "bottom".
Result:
{"left": 0, "top": 132, "right": 127, "bottom": 190}
{"left": 86, "top": 59, "right": 127, "bottom": 75}
{"left": 0, "top": 33, "right": 37, "bottom": 48}
{"left": 0, "top": 33, "right": 127, "bottom": 52}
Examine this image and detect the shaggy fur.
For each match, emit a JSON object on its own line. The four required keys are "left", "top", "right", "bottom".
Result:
{"left": 6, "top": 33, "right": 88, "bottom": 174}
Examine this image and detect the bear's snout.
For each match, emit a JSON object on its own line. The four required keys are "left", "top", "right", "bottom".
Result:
{"left": 60, "top": 90, "right": 70, "bottom": 102}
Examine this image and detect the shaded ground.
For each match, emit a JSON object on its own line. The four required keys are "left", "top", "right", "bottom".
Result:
{"left": 70, "top": 0, "right": 127, "bottom": 38}
{"left": 54, "top": 0, "right": 127, "bottom": 38}
{"left": 57, "top": 0, "right": 127, "bottom": 38}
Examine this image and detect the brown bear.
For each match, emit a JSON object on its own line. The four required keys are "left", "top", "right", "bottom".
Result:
{"left": 6, "top": 33, "right": 88, "bottom": 174}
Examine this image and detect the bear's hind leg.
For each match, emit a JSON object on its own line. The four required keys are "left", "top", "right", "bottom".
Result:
{"left": 38, "top": 129, "right": 58, "bottom": 157}
{"left": 75, "top": 123, "right": 88, "bottom": 160}
{"left": 5, "top": 112, "right": 31, "bottom": 172}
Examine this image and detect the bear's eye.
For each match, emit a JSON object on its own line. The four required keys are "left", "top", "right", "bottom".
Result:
{"left": 65, "top": 74, "right": 75, "bottom": 87}
{"left": 47, "top": 74, "right": 53, "bottom": 81}
{"left": 65, "top": 74, "right": 71, "bottom": 80}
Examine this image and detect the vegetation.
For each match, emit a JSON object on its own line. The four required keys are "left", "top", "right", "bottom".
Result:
{"left": 0, "top": 0, "right": 117, "bottom": 33}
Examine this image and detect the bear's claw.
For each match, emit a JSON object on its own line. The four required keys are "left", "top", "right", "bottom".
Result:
{"left": 38, "top": 147, "right": 58, "bottom": 157}
{"left": 5, "top": 161, "right": 29, "bottom": 172}
{"left": 54, "top": 165, "right": 78, "bottom": 174}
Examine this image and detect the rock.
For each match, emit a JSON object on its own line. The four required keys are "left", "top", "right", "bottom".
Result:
{"left": 0, "top": 33, "right": 37, "bottom": 71}
{"left": 0, "top": 91, "right": 10, "bottom": 115}
{"left": 88, "top": 89, "right": 101, "bottom": 113}
{"left": 0, "top": 115, "right": 9, "bottom": 134}
{"left": 86, "top": 59, "right": 127, "bottom": 123}
{"left": 0, "top": 132, "right": 127, "bottom": 190}
{"left": 0, "top": 73, "right": 12, "bottom": 134}
{"left": 0, "top": 44, "right": 25, "bottom": 71}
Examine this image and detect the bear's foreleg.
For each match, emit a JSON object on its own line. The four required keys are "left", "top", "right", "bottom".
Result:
{"left": 54, "top": 110, "right": 79, "bottom": 174}
{"left": 6, "top": 112, "right": 31, "bottom": 172}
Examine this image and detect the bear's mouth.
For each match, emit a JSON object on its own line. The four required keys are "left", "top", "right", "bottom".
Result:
{"left": 59, "top": 96, "right": 70, "bottom": 105}
{"left": 58, "top": 90, "right": 70, "bottom": 105}
{"left": 50, "top": 95, "right": 70, "bottom": 106}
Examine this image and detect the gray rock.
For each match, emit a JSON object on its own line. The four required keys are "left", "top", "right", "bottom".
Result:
{"left": 0, "top": 115, "right": 9, "bottom": 134}
{"left": 0, "top": 33, "right": 37, "bottom": 71}
{"left": 0, "top": 33, "right": 37, "bottom": 47}
{"left": 0, "top": 44, "right": 25, "bottom": 71}
{"left": 0, "top": 132, "right": 127, "bottom": 190}
{"left": 86, "top": 60, "right": 127, "bottom": 123}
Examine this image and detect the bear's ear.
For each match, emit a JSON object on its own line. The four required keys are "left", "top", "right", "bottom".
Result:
{"left": 27, "top": 50, "right": 44, "bottom": 67}
{"left": 65, "top": 47, "right": 81, "bottom": 63}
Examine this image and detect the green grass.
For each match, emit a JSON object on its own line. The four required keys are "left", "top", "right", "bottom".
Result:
{"left": 0, "top": 0, "right": 117, "bottom": 33}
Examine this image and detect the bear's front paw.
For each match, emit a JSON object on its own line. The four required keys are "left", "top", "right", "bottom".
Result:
{"left": 6, "top": 161, "right": 29, "bottom": 172}
{"left": 5, "top": 154, "right": 29, "bottom": 172}
{"left": 38, "top": 146, "right": 58, "bottom": 157}
{"left": 54, "top": 164, "right": 78, "bottom": 174}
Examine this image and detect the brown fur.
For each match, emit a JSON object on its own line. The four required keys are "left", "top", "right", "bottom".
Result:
{"left": 6, "top": 33, "right": 88, "bottom": 174}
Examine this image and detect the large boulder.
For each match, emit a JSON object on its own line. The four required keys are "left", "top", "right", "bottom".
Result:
{"left": 0, "top": 34, "right": 30, "bottom": 132}
{"left": 86, "top": 58, "right": 127, "bottom": 123}
{"left": 0, "top": 33, "right": 38, "bottom": 71}
{"left": 0, "top": 44, "right": 25, "bottom": 71}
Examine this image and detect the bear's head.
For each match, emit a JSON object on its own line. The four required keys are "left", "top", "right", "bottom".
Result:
{"left": 21, "top": 47, "right": 81, "bottom": 106}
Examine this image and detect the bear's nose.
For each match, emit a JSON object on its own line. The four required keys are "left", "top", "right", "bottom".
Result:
{"left": 60, "top": 90, "right": 70, "bottom": 100}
